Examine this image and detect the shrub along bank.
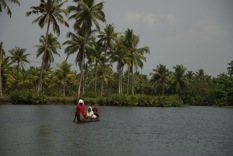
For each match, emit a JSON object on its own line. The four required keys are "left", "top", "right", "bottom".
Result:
{"left": 8, "top": 91, "right": 183, "bottom": 107}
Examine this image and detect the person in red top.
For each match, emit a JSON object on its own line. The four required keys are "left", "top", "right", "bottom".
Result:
{"left": 73, "top": 99, "right": 86, "bottom": 122}
{"left": 93, "top": 106, "right": 100, "bottom": 117}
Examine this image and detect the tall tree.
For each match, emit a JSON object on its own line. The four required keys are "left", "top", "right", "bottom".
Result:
{"left": 9, "top": 46, "right": 30, "bottom": 70}
{"left": 172, "top": 64, "right": 187, "bottom": 94}
{"left": 34, "top": 33, "right": 61, "bottom": 91}
{"left": 27, "top": 66, "right": 41, "bottom": 91}
{"left": 123, "top": 29, "right": 150, "bottom": 95}
{"left": 86, "top": 42, "right": 102, "bottom": 92}
{"left": 97, "top": 24, "right": 120, "bottom": 93}
{"left": 227, "top": 60, "right": 233, "bottom": 76}
{"left": 0, "top": 42, "right": 3, "bottom": 96}
{"left": 95, "top": 62, "right": 113, "bottom": 96}
{"left": 67, "top": 0, "right": 106, "bottom": 96}
{"left": 150, "top": 64, "right": 171, "bottom": 96}
{"left": 110, "top": 36, "right": 131, "bottom": 94}
{"left": 26, "top": 0, "right": 69, "bottom": 91}
{"left": 97, "top": 24, "right": 119, "bottom": 53}
{"left": 0, "top": 0, "right": 20, "bottom": 17}
{"left": 63, "top": 29, "right": 95, "bottom": 96}
{"left": 55, "top": 61, "right": 73, "bottom": 97}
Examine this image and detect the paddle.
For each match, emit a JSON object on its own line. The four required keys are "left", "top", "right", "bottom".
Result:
{"left": 73, "top": 113, "right": 77, "bottom": 123}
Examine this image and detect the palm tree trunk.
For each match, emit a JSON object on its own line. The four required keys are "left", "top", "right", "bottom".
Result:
{"left": 94, "top": 62, "right": 98, "bottom": 92}
{"left": 78, "top": 59, "right": 84, "bottom": 97}
{"left": 117, "top": 65, "right": 121, "bottom": 94}
{"left": 131, "top": 65, "right": 134, "bottom": 95}
{"left": 0, "top": 42, "right": 3, "bottom": 96}
{"left": 101, "top": 75, "right": 104, "bottom": 96}
{"left": 63, "top": 82, "right": 66, "bottom": 97}
{"left": 82, "top": 68, "right": 86, "bottom": 95}
{"left": 38, "top": 60, "right": 45, "bottom": 92}
{"left": 38, "top": 21, "right": 50, "bottom": 92}
{"left": 162, "top": 84, "right": 165, "bottom": 96}
{"left": 120, "top": 66, "right": 123, "bottom": 94}
{"left": 127, "top": 68, "right": 130, "bottom": 95}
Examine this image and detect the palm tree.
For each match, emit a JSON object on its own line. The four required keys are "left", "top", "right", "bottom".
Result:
{"left": 27, "top": 66, "right": 41, "bottom": 91}
{"left": 150, "top": 64, "right": 171, "bottom": 96}
{"left": 7, "top": 69, "right": 30, "bottom": 90}
{"left": 55, "top": 61, "right": 73, "bottom": 97}
{"left": 26, "top": 0, "right": 69, "bottom": 91}
{"left": 63, "top": 29, "right": 95, "bottom": 96}
{"left": 8, "top": 46, "right": 30, "bottom": 70}
{"left": 110, "top": 36, "right": 131, "bottom": 94}
{"left": 0, "top": 42, "right": 3, "bottom": 96}
{"left": 97, "top": 24, "right": 120, "bottom": 93}
{"left": 0, "top": 0, "right": 20, "bottom": 18}
{"left": 67, "top": 0, "right": 106, "bottom": 96}
{"left": 68, "top": 0, "right": 106, "bottom": 34}
{"left": 186, "top": 71, "right": 194, "bottom": 80}
{"left": 34, "top": 33, "right": 61, "bottom": 91}
{"left": 2, "top": 56, "right": 12, "bottom": 94}
{"left": 97, "top": 24, "right": 120, "bottom": 53}
{"left": 95, "top": 62, "right": 113, "bottom": 96}
{"left": 123, "top": 29, "right": 150, "bottom": 95}
{"left": 172, "top": 64, "right": 187, "bottom": 94}
{"left": 227, "top": 60, "right": 233, "bottom": 76}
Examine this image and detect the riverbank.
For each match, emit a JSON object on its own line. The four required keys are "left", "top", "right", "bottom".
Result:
{"left": 0, "top": 96, "right": 11, "bottom": 104}
{"left": 0, "top": 96, "right": 76, "bottom": 105}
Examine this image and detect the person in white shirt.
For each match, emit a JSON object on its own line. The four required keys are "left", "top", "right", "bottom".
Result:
{"left": 86, "top": 106, "right": 97, "bottom": 118}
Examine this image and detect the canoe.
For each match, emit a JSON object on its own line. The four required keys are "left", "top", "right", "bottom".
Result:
{"left": 77, "top": 114, "right": 100, "bottom": 123}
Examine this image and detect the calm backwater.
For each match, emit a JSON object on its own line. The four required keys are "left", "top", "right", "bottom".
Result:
{"left": 0, "top": 105, "right": 233, "bottom": 156}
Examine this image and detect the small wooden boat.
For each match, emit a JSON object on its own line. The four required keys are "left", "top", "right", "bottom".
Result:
{"left": 77, "top": 114, "right": 100, "bottom": 123}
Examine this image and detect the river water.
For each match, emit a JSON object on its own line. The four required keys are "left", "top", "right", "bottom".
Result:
{"left": 0, "top": 105, "right": 232, "bottom": 156}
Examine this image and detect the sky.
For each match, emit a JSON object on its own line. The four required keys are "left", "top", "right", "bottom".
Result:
{"left": 0, "top": 0, "right": 233, "bottom": 77}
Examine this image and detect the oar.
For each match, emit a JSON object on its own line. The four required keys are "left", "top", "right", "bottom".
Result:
{"left": 73, "top": 113, "right": 77, "bottom": 123}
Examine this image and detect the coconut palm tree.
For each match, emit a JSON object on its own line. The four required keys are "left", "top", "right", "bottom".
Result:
{"left": 26, "top": 0, "right": 69, "bottom": 91}
{"left": 110, "top": 36, "right": 132, "bottom": 94}
{"left": 67, "top": 0, "right": 106, "bottom": 96}
{"left": 35, "top": 33, "right": 61, "bottom": 66}
{"left": 68, "top": 0, "right": 106, "bottom": 34}
{"left": 86, "top": 42, "right": 102, "bottom": 92}
{"left": 227, "top": 60, "right": 233, "bottom": 76}
{"left": 6, "top": 69, "right": 30, "bottom": 90}
{"left": 172, "top": 64, "right": 187, "bottom": 94}
{"left": 55, "top": 61, "right": 73, "bottom": 97}
{"left": 97, "top": 24, "right": 120, "bottom": 93}
{"left": 34, "top": 33, "right": 61, "bottom": 91}
{"left": 95, "top": 61, "right": 113, "bottom": 96}
{"left": 63, "top": 29, "right": 95, "bottom": 96}
{"left": 123, "top": 29, "right": 150, "bottom": 95}
{"left": 27, "top": 66, "right": 41, "bottom": 91}
{"left": 8, "top": 46, "right": 30, "bottom": 70}
{"left": 0, "top": 0, "right": 20, "bottom": 18}
{"left": 150, "top": 64, "right": 171, "bottom": 96}
{"left": 0, "top": 42, "right": 3, "bottom": 96}
{"left": 0, "top": 56, "right": 13, "bottom": 94}
{"left": 97, "top": 24, "right": 120, "bottom": 53}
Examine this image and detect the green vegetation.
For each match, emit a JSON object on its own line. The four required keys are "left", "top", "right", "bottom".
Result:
{"left": 0, "top": 0, "right": 232, "bottom": 107}
{"left": 10, "top": 90, "right": 46, "bottom": 104}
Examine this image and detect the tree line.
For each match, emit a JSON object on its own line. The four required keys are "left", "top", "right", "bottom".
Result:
{"left": 0, "top": 0, "right": 232, "bottom": 106}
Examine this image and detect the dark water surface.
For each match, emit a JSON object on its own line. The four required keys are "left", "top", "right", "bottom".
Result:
{"left": 0, "top": 105, "right": 233, "bottom": 156}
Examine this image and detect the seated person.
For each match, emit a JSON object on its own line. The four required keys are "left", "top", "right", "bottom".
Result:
{"left": 86, "top": 106, "right": 97, "bottom": 119}
{"left": 93, "top": 107, "right": 100, "bottom": 117}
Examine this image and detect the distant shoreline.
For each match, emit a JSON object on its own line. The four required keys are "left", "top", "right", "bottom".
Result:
{"left": 0, "top": 96, "right": 75, "bottom": 105}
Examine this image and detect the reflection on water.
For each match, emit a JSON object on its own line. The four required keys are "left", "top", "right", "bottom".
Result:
{"left": 0, "top": 105, "right": 233, "bottom": 156}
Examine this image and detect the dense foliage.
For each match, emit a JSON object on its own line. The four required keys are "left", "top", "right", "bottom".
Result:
{"left": 0, "top": 0, "right": 232, "bottom": 106}
{"left": 10, "top": 90, "right": 46, "bottom": 104}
